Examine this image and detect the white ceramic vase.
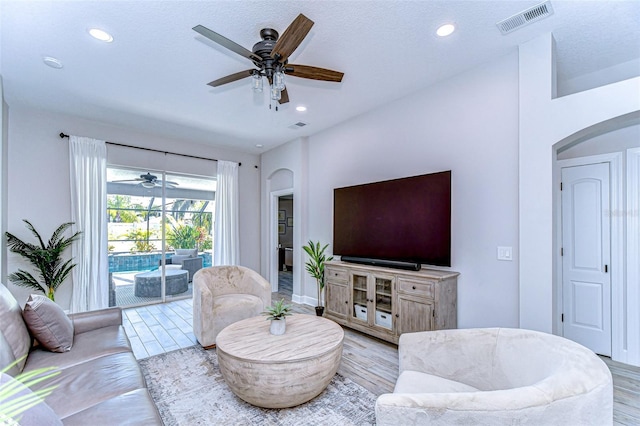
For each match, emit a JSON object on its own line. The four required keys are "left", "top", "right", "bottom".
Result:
{"left": 270, "top": 318, "right": 286, "bottom": 335}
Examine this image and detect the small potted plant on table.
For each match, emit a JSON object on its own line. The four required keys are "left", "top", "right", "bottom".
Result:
{"left": 263, "top": 299, "right": 293, "bottom": 335}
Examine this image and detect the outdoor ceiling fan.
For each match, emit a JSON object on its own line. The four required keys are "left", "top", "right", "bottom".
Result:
{"left": 193, "top": 13, "right": 344, "bottom": 107}
{"left": 112, "top": 173, "right": 178, "bottom": 189}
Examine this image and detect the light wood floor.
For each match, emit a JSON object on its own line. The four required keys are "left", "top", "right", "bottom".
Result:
{"left": 602, "top": 356, "right": 640, "bottom": 425}
{"left": 124, "top": 286, "right": 640, "bottom": 425}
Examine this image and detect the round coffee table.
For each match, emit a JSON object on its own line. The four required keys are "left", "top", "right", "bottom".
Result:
{"left": 216, "top": 314, "right": 344, "bottom": 408}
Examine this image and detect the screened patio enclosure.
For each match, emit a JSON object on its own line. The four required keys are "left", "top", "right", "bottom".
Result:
{"left": 107, "top": 167, "right": 215, "bottom": 307}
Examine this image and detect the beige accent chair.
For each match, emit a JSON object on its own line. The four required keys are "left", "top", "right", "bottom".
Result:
{"left": 376, "top": 328, "right": 613, "bottom": 425}
{"left": 193, "top": 266, "right": 272, "bottom": 348}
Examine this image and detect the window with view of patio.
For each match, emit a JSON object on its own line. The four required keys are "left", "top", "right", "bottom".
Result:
{"left": 107, "top": 167, "right": 216, "bottom": 307}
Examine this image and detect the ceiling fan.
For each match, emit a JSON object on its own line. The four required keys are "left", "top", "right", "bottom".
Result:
{"left": 112, "top": 173, "right": 178, "bottom": 189}
{"left": 193, "top": 13, "right": 344, "bottom": 106}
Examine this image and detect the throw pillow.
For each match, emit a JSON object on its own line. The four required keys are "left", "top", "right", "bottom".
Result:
{"left": 22, "top": 295, "right": 73, "bottom": 353}
{"left": 0, "top": 372, "right": 62, "bottom": 425}
{"left": 0, "top": 283, "right": 32, "bottom": 374}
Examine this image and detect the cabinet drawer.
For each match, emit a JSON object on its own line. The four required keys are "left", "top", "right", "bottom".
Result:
{"left": 398, "top": 278, "right": 434, "bottom": 298}
{"left": 326, "top": 267, "right": 348, "bottom": 283}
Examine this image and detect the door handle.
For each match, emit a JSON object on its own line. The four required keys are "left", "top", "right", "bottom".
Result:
{"left": 604, "top": 265, "right": 608, "bottom": 273}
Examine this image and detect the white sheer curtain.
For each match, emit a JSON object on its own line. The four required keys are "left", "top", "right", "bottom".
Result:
{"left": 214, "top": 160, "right": 239, "bottom": 265}
{"left": 69, "top": 136, "right": 108, "bottom": 312}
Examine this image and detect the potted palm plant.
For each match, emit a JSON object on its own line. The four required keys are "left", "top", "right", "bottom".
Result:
{"left": 263, "top": 298, "right": 293, "bottom": 335}
{"left": 303, "top": 240, "right": 334, "bottom": 316}
{"left": 5, "top": 220, "right": 81, "bottom": 302}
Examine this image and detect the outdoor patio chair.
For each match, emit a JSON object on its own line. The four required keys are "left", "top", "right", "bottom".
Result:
{"left": 162, "top": 249, "right": 203, "bottom": 282}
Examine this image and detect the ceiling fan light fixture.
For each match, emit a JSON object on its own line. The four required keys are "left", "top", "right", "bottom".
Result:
{"left": 194, "top": 13, "right": 343, "bottom": 110}
{"left": 270, "top": 85, "right": 282, "bottom": 101}
{"left": 436, "top": 23, "right": 456, "bottom": 37}
{"left": 252, "top": 73, "right": 263, "bottom": 92}
{"left": 274, "top": 70, "right": 285, "bottom": 90}
{"left": 296, "top": 105, "right": 307, "bottom": 112}
{"left": 141, "top": 181, "right": 156, "bottom": 188}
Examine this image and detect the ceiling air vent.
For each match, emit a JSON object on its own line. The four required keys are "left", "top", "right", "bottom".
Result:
{"left": 496, "top": 1, "right": 554, "bottom": 35}
{"left": 288, "top": 122, "right": 307, "bottom": 130}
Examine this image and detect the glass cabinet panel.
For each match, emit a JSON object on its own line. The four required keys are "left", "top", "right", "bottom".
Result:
{"left": 352, "top": 274, "right": 368, "bottom": 321}
{"left": 374, "top": 277, "right": 393, "bottom": 329}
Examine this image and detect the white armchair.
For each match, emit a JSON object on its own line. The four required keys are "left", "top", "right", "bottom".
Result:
{"left": 375, "top": 328, "right": 613, "bottom": 425}
{"left": 192, "top": 266, "right": 272, "bottom": 348}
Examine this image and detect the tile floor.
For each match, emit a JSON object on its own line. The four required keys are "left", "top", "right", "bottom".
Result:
{"left": 123, "top": 298, "right": 197, "bottom": 359}
{"left": 123, "top": 271, "right": 293, "bottom": 360}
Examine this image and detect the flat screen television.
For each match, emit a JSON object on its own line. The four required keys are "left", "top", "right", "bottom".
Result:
{"left": 333, "top": 170, "right": 451, "bottom": 268}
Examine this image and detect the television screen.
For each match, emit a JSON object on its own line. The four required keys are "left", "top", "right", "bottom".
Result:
{"left": 333, "top": 171, "right": 451, "bottom": 267}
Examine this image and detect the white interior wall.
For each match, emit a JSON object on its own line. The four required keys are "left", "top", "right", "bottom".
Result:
{"left": 0, "top": 76, "right": 7, "bottom": 281}
{"left": 557, "top": 124, "right": 640, "bottom": 160}
{"left": 261, "top": 137, "right": 308, "bottom": 304}
{"left": 5, "top": 105, "right": 261, "bottom": 309}
{"left": 558, "top": 58, "right": 640, "bottom": 98}
{"left": 262, "top": 52, "right": 520, "bottom": 328}
{"left": 519, "top": 33, "right": 640, "bottom": 365}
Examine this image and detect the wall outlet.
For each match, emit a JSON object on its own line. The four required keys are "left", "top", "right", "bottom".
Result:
{"left": 497, "top": 246, "right": 513, "bottom": 261}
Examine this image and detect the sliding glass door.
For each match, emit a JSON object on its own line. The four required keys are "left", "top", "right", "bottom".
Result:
{"left": 107, "top": 167, "right": 215, "bottom": 307}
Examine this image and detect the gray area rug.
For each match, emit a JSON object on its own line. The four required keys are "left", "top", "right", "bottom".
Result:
{"left": 138, "top": 345, "right": 377, "bottom": 425}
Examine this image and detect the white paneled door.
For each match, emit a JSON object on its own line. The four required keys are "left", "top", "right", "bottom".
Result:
{"left": 561, "top": 163, "right": 611, "bottom": 356}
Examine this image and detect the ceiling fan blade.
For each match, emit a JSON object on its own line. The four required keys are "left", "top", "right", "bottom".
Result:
{"left": 207, "top": 69, "right": 255, "bottom": 87}
{"left": 111, "top": 179, "right": 142, "bottom": 183}
{"left": 193, "top": 24, "right": 262, "bottom": 63}
{"left": 278, "top": 87, "right": 290, "bottom": 104}
{"left": 286, "top": 64, "right": 344, "bottom": 82}
{"left": 271, "top": 14, "right": 314, "bottom": 63}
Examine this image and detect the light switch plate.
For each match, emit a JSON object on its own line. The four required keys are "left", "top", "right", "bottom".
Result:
{"left": 497, "top": 246, "right": 513, "bottom": 261}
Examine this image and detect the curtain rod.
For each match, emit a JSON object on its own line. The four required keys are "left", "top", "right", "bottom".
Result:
{"left": 59, "top": 132, "right": 242, "bottom": 166}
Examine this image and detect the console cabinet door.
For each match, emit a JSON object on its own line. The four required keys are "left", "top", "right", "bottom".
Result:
{"left": 397, "top": 295, "right": 433, "bottom": 335}
{"left": 372, "top": 275, "right": 394, "bottom": 331}
{"left": 326, "top": 282, "right": 349, "bottom": 319}
{"left": 325, "top": 266, "right": 349, "bottom": 319}
{"left": 350, "top": 273, "right": 370, "bottom": 323}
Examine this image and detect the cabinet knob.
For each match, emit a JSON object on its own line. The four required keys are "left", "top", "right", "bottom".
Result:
{"left": 345, "top": 301, "right": 348, "bottom": 304}
{"left": 412, "top": 285, "right": 416, "bottom": 290}
{"left": 395, "top": 314, "right": 399, "bottom": 318}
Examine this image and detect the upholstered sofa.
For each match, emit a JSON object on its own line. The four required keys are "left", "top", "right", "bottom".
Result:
{"left": 0, "top": 283, "right": 162, "bottom": 425}
{"left": 375, "top": 328, "right": 613, "bottom": 425}
{"left": 193, "top": 266, "right": 271, "bottom": 348}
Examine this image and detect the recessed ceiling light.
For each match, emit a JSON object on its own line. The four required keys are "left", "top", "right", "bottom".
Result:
{"left": 436, "top": 23, "right": 456, "bottom": 37}
{"left": 43, "top": 56, "right": 63, "bottom": 69}
{"left": 295, "top": 105, "right": 307, "bottom": 112}
{"left": 89, "top": 28, "right": 113, "bottom": 42}
{"left": 256, "top": 144, "right": 264, "bottom": 148}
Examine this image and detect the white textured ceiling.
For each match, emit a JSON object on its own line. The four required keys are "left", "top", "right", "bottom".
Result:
{"left": 1, "top": 0, "right": 639, "bottom": 154}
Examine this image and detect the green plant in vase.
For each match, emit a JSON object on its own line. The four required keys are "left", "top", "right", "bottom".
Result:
{"left": 5, "top": 220, "right": 81, "bottom": 301}
{"left": 303, "top": 240, "right": 334, "bottom": 316}
{"left": 263, "top": 299, "right": 293, "bottom": 335}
